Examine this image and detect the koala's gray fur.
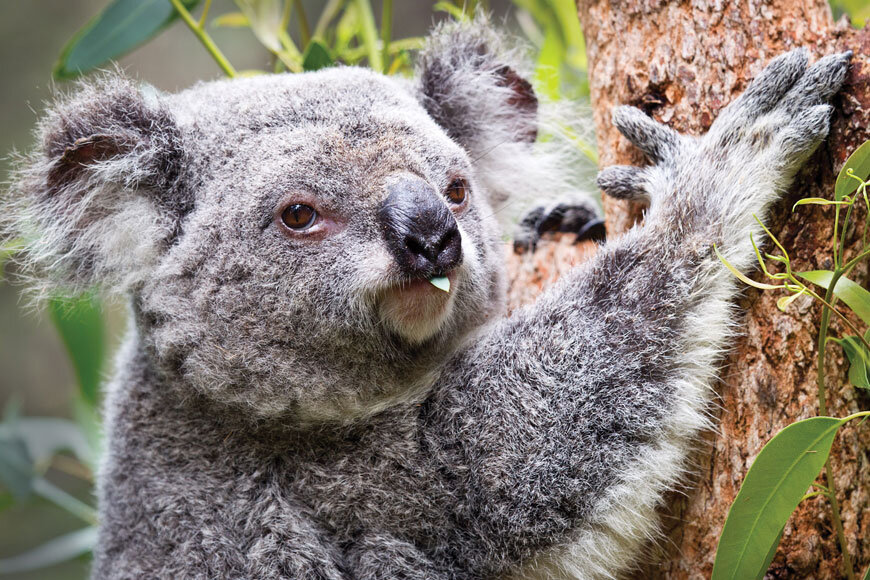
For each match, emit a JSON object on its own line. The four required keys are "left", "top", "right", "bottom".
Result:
{"left": 2, "top": 14, "right": 851, "bottom": 580}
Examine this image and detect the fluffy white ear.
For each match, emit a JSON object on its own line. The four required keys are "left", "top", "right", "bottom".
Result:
{"left": 416, "top": 17, "right": 538, "bottom": 156}
{"left": 4, "top": 73, "right": 188, "bottom": 296}
{"left": 415, "top": 17, "right": 600, "bottom": 231}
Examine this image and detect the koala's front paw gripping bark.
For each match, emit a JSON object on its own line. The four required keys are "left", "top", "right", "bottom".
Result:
{"left": 597, "top": 50, "right": 851, "bottom": 254}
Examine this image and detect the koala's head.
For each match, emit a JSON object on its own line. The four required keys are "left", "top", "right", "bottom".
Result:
{"left": 5, "top": 20, "right": 543, "bottom": 424}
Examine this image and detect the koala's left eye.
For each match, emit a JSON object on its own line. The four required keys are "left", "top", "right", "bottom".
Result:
{"left": 445, "top": 178, "right": 469, "bottom": 206}
{"left": 280, "top": 204, "right": 317, "bottom": 230}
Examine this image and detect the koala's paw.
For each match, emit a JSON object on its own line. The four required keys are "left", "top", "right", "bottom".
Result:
{"left": 513, "top": 199, "right": 605, "bottom": 254}
{"left": 709, "top": 49, "right": 852, "bottom": 169}
{"left": 598, "top": 50, "right": 851, "bottom": 208}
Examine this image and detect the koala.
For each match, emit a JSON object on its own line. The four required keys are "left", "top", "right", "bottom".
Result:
{"left": 2, "top": 16, "right": 851, "bottom": 580}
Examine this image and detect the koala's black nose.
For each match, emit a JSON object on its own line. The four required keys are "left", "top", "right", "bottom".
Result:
{"left": 378, "top": 177, "right": 463, "bottom": 279}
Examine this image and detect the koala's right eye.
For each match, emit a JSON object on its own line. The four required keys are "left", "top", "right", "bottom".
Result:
{"left": 280, "top": 204, "right": 317, "bottom": 230}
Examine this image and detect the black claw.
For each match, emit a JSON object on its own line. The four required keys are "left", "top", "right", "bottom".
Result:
{"left": 513, "top": 201, "right": 605, "bottom": 254}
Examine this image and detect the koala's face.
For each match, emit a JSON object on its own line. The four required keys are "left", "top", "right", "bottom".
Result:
{"left": 135, "top": 69, "right": 509, "bottom": 420}
{"left": 12, "top": 22, "right": 539, "bottom": 423}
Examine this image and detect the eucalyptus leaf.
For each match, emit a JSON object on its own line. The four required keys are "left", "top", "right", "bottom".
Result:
{"left": 797, "top": 270, "right": 870, "bottom": 326}
{"left": 835, "top": 140, "right": 870, "bottom": 201}
{"left": 433, "top": 2, "right": 468, "bottom": 20}
{"left": 830, "top": 332, "right": 870, "bottom": 390}
{"left": 234, "top": 0, "right": 283, "bottom": 52}
{"left": 54, "top": 0, "right": 201, "bottom": 80}
{"left": 792, "top": 197, "right": 850, "bottom": 210}
{"left": 212, "top": 11, "right": 250, "bottom": 28}
{"left": 0, "top": 437, "right": 33, "bottom": 500}
{"left": 302, "top": 40, "right": 334, "bottom": 71}
{"left": 429, "top": 276, "right": 450, "bottom": 293}
{"left": 715, "top": 246, "right": 783, "bottom": 290}
{"left": 712, "top": 417, "right": 845, "bottom": 580}
{"left": 863, "top": 562, "right": 870, "bottom": 580}
{"left": 49, "top": 295, "right": 105, "bottom": 408}
{"left": 0, "top": 526, "right": 98, "bottom": 574}
{"left": 9, "top": 418, "right": 94, "bottom": 467}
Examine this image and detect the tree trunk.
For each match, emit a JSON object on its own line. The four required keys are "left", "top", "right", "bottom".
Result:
{"left": 505, "top": 1, "right": 870, "bottom": 577}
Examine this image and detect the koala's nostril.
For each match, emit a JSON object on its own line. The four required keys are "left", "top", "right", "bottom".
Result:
{"left": 405, "top": 235, "right": 431, "bottom": 260}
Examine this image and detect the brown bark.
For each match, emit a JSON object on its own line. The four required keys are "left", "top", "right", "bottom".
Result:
{"left": 504, "top": 1, "right": 870, "bottom": 577}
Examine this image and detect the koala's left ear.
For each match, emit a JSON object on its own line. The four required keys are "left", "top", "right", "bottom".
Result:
{"left": 4, "top": 74, "right": 189, "bottom": 296}
{"left": 416, "top": 17, "right": 538, "bottom": 154}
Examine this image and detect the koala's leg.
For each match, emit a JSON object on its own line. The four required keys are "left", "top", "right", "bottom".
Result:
{"left": 421, "top": 50, "right": 851, "bottom": 579}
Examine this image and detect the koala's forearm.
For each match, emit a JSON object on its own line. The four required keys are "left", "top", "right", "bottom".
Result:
{"left": 423, "top": 227, "right": 727, "bottom": 577}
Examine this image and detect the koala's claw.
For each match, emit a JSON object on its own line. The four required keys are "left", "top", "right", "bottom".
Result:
{"left": 782, "top": 51, "right": 852, "bottom": 115}
{"left": 513, "top": 201, "right": 606, "bottom": 253}
{"left": 596, "top": 165, "right": 649, "bottom": 202}
{"left": 612, "top": 106, "right": 682, "bottom": 163}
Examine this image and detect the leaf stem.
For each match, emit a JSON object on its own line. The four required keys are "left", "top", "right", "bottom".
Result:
{"left": 33, "top": 478, "right": 97, "bottom": 526}
{"left": 797, "top": 279, "right": 870, "bottom": 353}
{"left": 313, "top": 0, "right": 344, "bottom": 39}
{"left": 198, "top": 0, "right": 212, "bottom": 27}
{"left": 294, "top": 0, "right": 311, "bottom": 47}
{"left": 815, "top": 272, "right": 855, "bottom": 580}
{"left": 169, "top": 0, "right": 237, "bottom": 77}
{"left": 381, "top": 0, "right": 393, "bottom": 73}
{"left": 354, "top": 0, "right": 383, "bottom": 72}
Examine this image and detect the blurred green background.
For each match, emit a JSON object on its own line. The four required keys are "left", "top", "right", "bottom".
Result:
{"left": 0, "top": 0, "right": 866, "bottom": 578}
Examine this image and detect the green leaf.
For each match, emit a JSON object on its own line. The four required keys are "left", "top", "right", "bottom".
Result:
{"left": 0, "top": 491, "right": 13, "bottom": 513}
{"left": 0, "top": 239, "right": 22, "bottom": 281}
{"left": 863, "top": 562, "right": 870, "bottom": 580}
{"left": 433, "top": 2, "right": 468, "bottom": 20}
{"left": 715, "top": 246, "right": 784, "bottom": 290}
{"left": 535, "top": 21, "right": 565, "bottom": 101}
{"left": 353, "top": 0, "right": 382, "bottom": 72}
{"left": 797, "top": 270, "right": 870, "bottom": 326}
{"left": 429, "top": 276, "right": 450, "bottom": 293}
{"left": 0, "top": 437, "right": 33, "bottom": 500}
{"left": 792, "top": 197, "right": 850, "bottom": 210}
{"left": 835, "top": 140, "right": 870, "bottom": 201}
{"left": 211, "top": 11, "right": 250, "bottom": 28}
{"left": 712, "top": 417, "right": 846, "bottom": 580}
{"left": 0, "top": 526, "right": 97, "bottom": 574}
{"left": 776, "top": 289, "right": 805, "bottom": 312}
{"left": 10, "top": 418, "right": 94, "bottom": 467}
{"left": 73, "top": 396, "right": 103, "bottom": 473}
{"left": 830, "top": 331, "right": 870, "bottom": 390}
{"left": 49, "top": 295, "right": 105, "bottom": 408}
{"left": 54, "top": 0, "right": 201, "bottom": 80}
{"left": 234, "top": 0, "right": 283, "bottom": 52}
{"left": 302, "top": 40, "right": 334, "bottom": 71}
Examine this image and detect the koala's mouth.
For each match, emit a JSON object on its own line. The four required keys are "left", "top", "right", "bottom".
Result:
{"left": 378, "top": 270, "right": 459, "bottom": 344}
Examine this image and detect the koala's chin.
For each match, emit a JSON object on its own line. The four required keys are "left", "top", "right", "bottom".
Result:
{"left": 378, "top": 273, "right": 459, "bottom": 344}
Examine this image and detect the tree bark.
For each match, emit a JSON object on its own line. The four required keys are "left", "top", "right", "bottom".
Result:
{"left": 505, "top": 1, "right": 870, "bottom": 577}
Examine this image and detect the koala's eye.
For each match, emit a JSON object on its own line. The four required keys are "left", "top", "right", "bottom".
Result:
{"left": 445, "top": 178, "right": 469, "bottom": 206}
{"left": 280, "top": 204, "right": 317, "bottom": 230}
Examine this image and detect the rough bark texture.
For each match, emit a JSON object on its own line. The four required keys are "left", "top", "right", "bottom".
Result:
{"left": 504, "top": 1, "right": 870, "bottom": 577}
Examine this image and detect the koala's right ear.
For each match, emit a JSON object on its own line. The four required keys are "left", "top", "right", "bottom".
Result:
{"left": 416, "top": 16, "right": 538, "bottom": 156}
{"left": 4, "top": 74, "right": 189, "bottom": 295}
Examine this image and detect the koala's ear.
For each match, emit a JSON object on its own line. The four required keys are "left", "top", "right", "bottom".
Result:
{"left": 416, "top": 17, "right": 538, "bottom": 153}
{"left": 4, "top": 74, "right": 189, "bottom": 295}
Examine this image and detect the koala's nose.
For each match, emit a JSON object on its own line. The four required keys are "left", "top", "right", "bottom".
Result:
{"left": 378, "top": 177, "right": 463, "bottom": 279}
